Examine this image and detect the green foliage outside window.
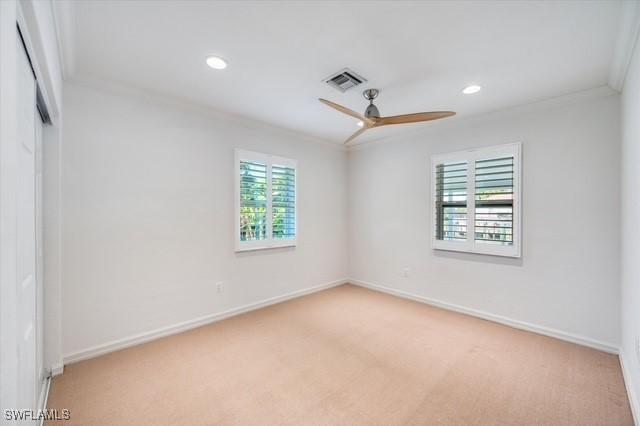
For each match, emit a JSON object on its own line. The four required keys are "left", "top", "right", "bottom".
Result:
{"left": 239, "top": 161, "right": 295, "bottom": 241}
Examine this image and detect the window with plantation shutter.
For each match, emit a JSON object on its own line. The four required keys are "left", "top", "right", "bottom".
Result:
{"left": 236, "top": 150, "right": 297, "bottom": 251}
{"left": 431, "top": 143, "right": 521, "bottom": 257}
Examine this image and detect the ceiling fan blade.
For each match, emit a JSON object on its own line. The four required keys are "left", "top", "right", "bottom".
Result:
{"left": 319, "top": 98, "right": 374, "bottom": 126}
{"left": 344, "top": 126, "right": 368, "bottom": 145}
{"left": 375, "top": 111, "right": 456, "bottom": 126}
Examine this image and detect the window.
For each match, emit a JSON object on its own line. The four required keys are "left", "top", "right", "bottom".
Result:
{"left": 431, "top": 143, "right": 521, "bottom": 257}
{"left": 235, "top": 149, "right": 296, "bottom": 251}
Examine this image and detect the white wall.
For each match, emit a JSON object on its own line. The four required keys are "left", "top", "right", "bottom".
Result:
{"left": 620, "top": 27, "right": 640, "bottom": 420}
{"left": 348, "top": 91, "right": 621, "bottom": 349}
{"left": 61, "top": 82, "right": 348, "bottom": 359}
{"left": 0, "top": 0, "right": 20, "bottom": 412}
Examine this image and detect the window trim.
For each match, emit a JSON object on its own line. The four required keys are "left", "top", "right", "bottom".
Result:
{"left": 235, "top": 149, "right": 297, "bottom": 252}
{"left": 431, "top": 142, "right": 522, "bottom": 258}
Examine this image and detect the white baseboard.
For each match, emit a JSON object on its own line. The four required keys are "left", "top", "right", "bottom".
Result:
{"left": 64, "top": 278, "right": 348, "bottom": 365}
{"left": 51, "top": 363, "right": 63, "bottom": 377}
{"left": 620, "top": 350, "right": 640, "bottom": 425}
{"left": 37, "top": 376, "right": 51, "bottom": 425}
{"left": 350, "top": 278, "right": 618, "bottom": 354}
{"left": 36, "top": 375, "right": 50, "bottom": 413}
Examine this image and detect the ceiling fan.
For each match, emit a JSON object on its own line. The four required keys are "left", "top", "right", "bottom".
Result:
{"left": 319, "top": 89, "right": 455, "bottom": 144}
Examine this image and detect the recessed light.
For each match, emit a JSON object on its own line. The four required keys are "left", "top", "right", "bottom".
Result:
{"left": 462, "top": 85, "right": 481, "bottom": 95}
{"left": 206, "top": 56, "right": 227, "bottom": 70}
{"left": 357, "top": 120, "right": 364, "bottom": 127}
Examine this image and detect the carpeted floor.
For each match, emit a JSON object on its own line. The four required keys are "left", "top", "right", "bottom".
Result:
{"left": 47, "top": 284, "right": 633, "bottom": 425}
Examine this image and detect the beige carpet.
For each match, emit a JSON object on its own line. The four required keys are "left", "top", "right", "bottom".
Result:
{"left": 47, "top": 284, "right": 633, "bottom": 425}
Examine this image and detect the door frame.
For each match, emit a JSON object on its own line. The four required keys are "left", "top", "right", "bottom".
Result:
{"left": 15, "top": 1, "right": 65, "bottom": 382}
{"left": 0, "top": 0, "right": 61, "bottom": 413}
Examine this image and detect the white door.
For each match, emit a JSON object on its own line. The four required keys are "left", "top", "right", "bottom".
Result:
{"left": 16, "top": 34, "right": 38, "bottom": 414}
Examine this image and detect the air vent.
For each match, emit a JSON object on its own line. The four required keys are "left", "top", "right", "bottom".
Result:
{"left": 324, "top": 68, "right": 367, "bottom": 92}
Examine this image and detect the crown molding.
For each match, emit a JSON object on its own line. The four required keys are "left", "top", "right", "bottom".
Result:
{"left": 65, "top": 75, "right": 345, "bottom": 151}
{"left": 348, "top": 85, "right": 618, "bottom": 152}
{"left": 609, "top": 0, "right": 640, "bottom": 92}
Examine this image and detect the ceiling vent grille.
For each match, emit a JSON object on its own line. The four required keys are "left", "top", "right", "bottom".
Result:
{"left": 324, "top": 68, "right": 367, "bottom": 92}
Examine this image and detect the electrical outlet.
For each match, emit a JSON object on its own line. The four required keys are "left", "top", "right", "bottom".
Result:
{"left": 216, "top": 281, "right": 223, "bottom": 294}
{"left": 402, "top": 268, "right": 411, "bottom": 278}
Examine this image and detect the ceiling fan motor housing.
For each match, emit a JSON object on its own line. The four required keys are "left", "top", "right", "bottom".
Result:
{"left": 363, "top": 89, "right": 380, "bottom": 118}
{"left": 365, "top": 103, "right": 380, "bottom": 118}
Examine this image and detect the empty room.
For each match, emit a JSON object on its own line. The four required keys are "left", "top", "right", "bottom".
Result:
{"left": 2, "top": 0, "right": 640, "bottom": 424}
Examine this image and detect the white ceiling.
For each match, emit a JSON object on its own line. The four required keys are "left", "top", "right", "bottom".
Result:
{"left": 61, "top": 0, "right": 624, "bottom": 144}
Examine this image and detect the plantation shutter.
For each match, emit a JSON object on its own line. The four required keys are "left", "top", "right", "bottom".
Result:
{"left": 271, "top": 164, "right": 296, "bottom": 239}
{"left": 239, "top": 160, "right": 267, "bottom": 242}
{"left": 435, "top": 161, "right": 468, "bottom": 241}
{"left": 236, "top": 150, "right": 297, "bottom": 251}
{"left": 432, "top": 143, "right": 521, "bottom": 257}
{"left": 474, "top": 156, "right": 514, "bottom": 245}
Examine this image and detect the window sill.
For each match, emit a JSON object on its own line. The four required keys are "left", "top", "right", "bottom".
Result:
{"left": 235, "top": 241, "right": 297, "bottom": 253}
{"left": 433, "top": 241, "right": 520, "bottom": 258}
